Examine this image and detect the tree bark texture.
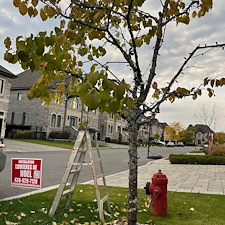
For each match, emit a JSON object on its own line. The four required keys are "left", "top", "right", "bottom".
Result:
{"left": 127, "top": 119, "right": 139, "bottom": 225}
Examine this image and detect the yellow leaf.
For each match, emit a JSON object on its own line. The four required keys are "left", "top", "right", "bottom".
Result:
{"left": 192, "top": 11, "right": 197, "bottom": 18}
{"left": 20, "top": 212, "right": 26, "bottom": 217}
{"left": 6, "top": 221, "right": 17, "bottom": 225}
{"left": 64, "top": 213, "right": 68, "bottom": 217}
{"left": 4, "top": 37, "right": 11, "bottom": 49}
{"left": 19, "top": 1, "right": 28, "bottom": 16}
{"left": 32, "top": 0, "right": 38, "bottom": 7}
{"left": 13, "top": 0, "right": 21, "bottom": 7}
{"left": 40, "top": 8, "right": 47, "bottom": 21}
{"left": 28, "top": 6, "right": 34, "bottom": 17}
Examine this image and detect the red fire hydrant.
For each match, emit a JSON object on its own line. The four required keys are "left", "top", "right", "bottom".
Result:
{"left": 145, "top": 169, "right": 168, "bottom": 217}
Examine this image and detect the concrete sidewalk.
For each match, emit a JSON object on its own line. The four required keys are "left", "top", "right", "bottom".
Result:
{"left": 84, "top": 158, "right": 225, "bottom": 195}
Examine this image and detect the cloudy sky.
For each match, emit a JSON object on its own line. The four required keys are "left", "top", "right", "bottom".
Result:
{"left": 0, "top": 0, "right": 225, "bottom": 131}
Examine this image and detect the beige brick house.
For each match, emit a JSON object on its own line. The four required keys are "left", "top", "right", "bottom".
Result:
{"left": 0, "top": 65, "right": 16, "bottom": 140}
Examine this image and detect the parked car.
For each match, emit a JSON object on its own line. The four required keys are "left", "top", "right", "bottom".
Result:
{"left": 166, "top": 141, "right": 175, "bottom": 147}
{"left": 176, "top": 142, "right": 184, "bottom": 147}
{"left": 151, "top": 140, "right": 166, "bottom": 146}
{"left": 0, "top": 141, "right": 6, "bottom": 172}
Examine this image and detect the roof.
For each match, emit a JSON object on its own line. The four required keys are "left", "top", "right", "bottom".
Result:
{"left": 11, "top": 70, "right": 41, "bottom": 90}
{"left": 194, "top": 124, "right": 213, "bottom": 133}
{"left": 159, "top": 122, "right": 168, "bottom": 129}
{"left": 0, "top": 65, "right": 16, "bottom": 78}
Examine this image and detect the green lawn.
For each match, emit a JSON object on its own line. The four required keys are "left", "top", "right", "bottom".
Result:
{"left": 1, "top": 184, "right": 225, "bottom": 225}
{"left": 10, "top": 139, "right": 107, "bottom": 149}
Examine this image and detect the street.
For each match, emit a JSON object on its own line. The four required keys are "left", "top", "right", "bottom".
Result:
{"left": 0, "top": 139, "right": 194, "bottom": 199}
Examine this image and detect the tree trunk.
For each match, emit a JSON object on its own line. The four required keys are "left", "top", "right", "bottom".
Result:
{"left": 127, "top": 119, "right": 139, "bottom": 225}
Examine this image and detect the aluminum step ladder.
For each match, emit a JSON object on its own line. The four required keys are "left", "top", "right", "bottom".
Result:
{"left": 48, "top": 128, "right": 111, "bottom": 220}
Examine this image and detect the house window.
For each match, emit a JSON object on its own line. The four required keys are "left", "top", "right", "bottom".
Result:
{"left": 109, "top": 113, "right": 114, "bottom": 119}
{"left": 108, "top": 125, "right": 113, "bottom": 133}
{"left": 57, "top": 115, "right": 61, "bottom": 127}
{"left": 17, "top": 93, "right": 22, "bottom": 101}
{"left": 51, "top": 114, "right": 56, "bottom": 127}
{"left": 11, "top": 112, "right": 15, "bottom": 124}
{"left": 117, "top": 126, "right": 121, "bottom": 133}
{"left": 22, "top": 112, "right": 26, "bottom": 125}
{"left": 0, "top": 79, "right": 4, "bottom": 94}
{"left": 72, "top": 99, "right": 79, "bottom": 109}
{"left": 70, "top": 116, "right": 76, "bottom": 126}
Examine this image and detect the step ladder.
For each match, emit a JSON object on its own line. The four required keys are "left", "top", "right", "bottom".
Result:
{"left": 48, "top": 128, "right": 111, "bottom": 220}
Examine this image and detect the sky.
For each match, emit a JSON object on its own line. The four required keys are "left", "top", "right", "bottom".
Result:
{"left": 0, "top": 0, "right": 225, "bottom": 132}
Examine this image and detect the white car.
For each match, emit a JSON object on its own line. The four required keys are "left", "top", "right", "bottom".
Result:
{"left": 166, "top": 141, "right": 175, "bottom": 147}
{"left": 176, "top": 142, "right": 184, "bottom": 147}
{"left": 0, "top": 141, "right": 6, "bottom": 172}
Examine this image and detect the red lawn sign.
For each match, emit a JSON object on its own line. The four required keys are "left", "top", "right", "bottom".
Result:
{"left": 11, "top": 158, "right": 42, "bottom": 189}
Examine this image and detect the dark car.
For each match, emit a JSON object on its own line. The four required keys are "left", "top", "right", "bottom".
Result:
{"left": 0, "top": 141, "right": 6, "bottom": 172}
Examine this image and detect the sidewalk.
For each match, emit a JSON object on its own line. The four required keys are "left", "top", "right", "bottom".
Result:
{"left": 84, "top": 158, "right": 225, "bottom": 195}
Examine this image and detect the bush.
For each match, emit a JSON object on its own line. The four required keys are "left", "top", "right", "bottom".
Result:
{"left": 12, "top": 130, "right": 32, "bottom": 139}
{"left": 105, "top": 137, "right": 111, "bottom": 142}
{"left": 210, "top": 144, "right": 225, "bottom": 156}
{"left": 49, "top": 131, "right": 70, "bottom": 139}
{"left": 169, "top": 154, "right": 225, "bottom": 165}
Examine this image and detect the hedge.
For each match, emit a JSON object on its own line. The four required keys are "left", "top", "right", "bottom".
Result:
{"left": 169, "top": 154, "right": 225, "bottom": 165}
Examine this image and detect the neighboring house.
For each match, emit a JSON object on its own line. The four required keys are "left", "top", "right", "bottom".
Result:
{"left": 98, "top": 112, "right": 128, "bottom": 142}
{"left": 0, "top": 65, "right": 16, "bottom": 140}
{"left": 6, "top": 69, "right": 165, "bottom": 142}
{"left": 193, "top": 124, "right": 214, "bottom": 146}
{"left": 6, "top": 70, "right": 99, "bottom": 139}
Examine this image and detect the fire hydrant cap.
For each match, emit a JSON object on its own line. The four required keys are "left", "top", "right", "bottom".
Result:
{"left": 152, "top": 171, "right": 168, "bottom": 185}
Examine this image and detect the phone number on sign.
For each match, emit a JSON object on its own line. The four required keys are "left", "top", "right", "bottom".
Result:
{"left": 14, "top": 177, "right": 38, "bottom": 185}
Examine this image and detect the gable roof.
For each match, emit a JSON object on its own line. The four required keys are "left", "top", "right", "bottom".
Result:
{"left": 0, "top": 65, "right": 16, "bottom": 78}
{"left": 11, "top": 70, "right": 41, "bottom": 90}
{"left": 159, "top": 122, "right": 168, "bottom": 129}
{"left": 194, "top": 124, "right": 213, "bottom": 134}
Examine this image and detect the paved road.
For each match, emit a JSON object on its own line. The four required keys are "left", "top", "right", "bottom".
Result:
{"left": 0, "top": 139, "right": 193, "bottom": 199}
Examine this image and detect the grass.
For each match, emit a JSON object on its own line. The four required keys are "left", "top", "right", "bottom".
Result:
{"left": 188, "top": 150, "right": 204, "bottom": 153}
{"left": 10, "top": 139, "right": 107, "bottom": 149}
{"left": 1, "top": 184, "right": 225, "bottom": 225}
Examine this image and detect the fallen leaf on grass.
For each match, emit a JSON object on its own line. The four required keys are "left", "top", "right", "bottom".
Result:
{"left": 39, "top": 208, "right": 48, "bottom": 214}
{"left": 70, "top": 218, "right": 79, "bottom": 224}
{"left": 190, "top": 207, "right": 195, "bottom": 211}
{"left": 6, "top": 221, "right": 19, "bottom": 225}
{"left": 177, "top": 212, "right": 183, "bottom": 215}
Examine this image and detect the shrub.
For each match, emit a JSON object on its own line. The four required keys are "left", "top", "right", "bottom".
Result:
{"left": 49, "top": 131, "right": 70, "bottom": 139}
{"left": 169, "top": 154, "right": 225, "bottom": 165}
{"left": 210, "top": 144, "right": 225, "bottom": 156}
{"left": 12, "top": 129, "right": 32, "bottom": 139}
{"left": 105, "top": 137, "right": 111, "bottom": 142}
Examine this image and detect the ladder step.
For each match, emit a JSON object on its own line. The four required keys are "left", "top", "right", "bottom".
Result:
{"left": 71, "top": 163, "right": 81, "bottom": 166}
{"left": 63, "top": 189, "right": 73, "bottom": 196}
{"left": 101, "top": 195, "right": 108, "bottom": 203}
{"left": 96, "top": 174, "right": 104, "bottom": 179}
{"left": 70, "top": 169, "right": 80, "bottom": 174}
{"left": 79, "top": 149, "right": 87, "bottom": 153}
